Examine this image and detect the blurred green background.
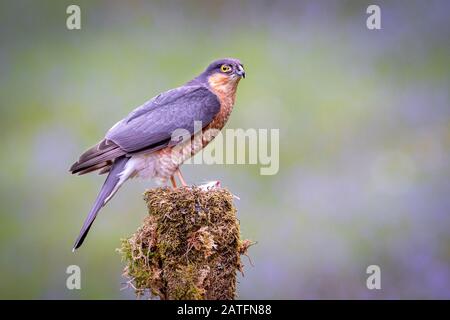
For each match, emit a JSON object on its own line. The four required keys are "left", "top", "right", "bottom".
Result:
{"left": 0, "top": 0, "right": 449, "bottom": 299}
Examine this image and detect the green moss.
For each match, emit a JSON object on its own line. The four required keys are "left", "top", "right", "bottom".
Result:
{"left": 118, "top": 186, "right": 253, "bottom": 300}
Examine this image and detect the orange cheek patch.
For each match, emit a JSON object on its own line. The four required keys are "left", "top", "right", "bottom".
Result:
{"left": 208, "top": 73, "right": 237, "bottom": 93}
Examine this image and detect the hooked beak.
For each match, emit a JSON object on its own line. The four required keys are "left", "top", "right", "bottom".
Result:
{"left": 236, "top": 65, "right": 245, "bottom": 78}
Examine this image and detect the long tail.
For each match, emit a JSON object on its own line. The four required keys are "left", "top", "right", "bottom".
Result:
{"left": 72, "top": 156, "right": 129, "bottom": 251}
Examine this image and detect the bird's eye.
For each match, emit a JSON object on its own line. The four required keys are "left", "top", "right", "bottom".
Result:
{"left": 220, "top": 64, "right": 232, "bottom": 73}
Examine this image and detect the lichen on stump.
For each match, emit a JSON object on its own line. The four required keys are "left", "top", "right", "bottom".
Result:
{"left": 118, "top": 186, "right": 252, "bottom": 300}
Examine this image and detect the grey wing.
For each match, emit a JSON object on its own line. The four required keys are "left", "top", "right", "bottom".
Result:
{"left": 70, "top": 85, "right": 220, "bottom": 175}
{"left": 105, "top": 85, "right": 221, "bottom": 153}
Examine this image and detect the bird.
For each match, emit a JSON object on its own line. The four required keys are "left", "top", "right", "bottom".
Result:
{"left": 69, "top": 58, "right": 245, "bottom": 251}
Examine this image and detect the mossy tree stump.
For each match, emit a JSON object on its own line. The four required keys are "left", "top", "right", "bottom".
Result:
{"left": 119, "top": 186, "right": 252, "bottom": 300}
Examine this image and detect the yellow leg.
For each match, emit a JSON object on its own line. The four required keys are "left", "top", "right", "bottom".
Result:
{"left": 170, "top": 176, "right": 177, "bottom": 189}
{"left": 176, "top": 168, "right": 188, "bottom": 187}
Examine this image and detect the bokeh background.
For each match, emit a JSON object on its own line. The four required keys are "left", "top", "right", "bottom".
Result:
{"left": 0, "top": 0, "right": 449, "bottom": 299}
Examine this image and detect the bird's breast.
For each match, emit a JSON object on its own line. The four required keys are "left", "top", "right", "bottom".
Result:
{"left": 134, "top": 77, "right": 239, "bottom": 183}
{"left": 207, "top": 75, "right": 239, "bottom": 133}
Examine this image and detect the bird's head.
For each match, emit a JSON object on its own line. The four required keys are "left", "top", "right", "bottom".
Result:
{"left": 191, "top": 58, "right": 245, "bottom": 96}
{"left": 204, "top": 58, "right": 245, "bottom": 81}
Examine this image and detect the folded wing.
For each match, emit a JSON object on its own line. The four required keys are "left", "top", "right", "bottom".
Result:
{"left": 70, "top": 85, "right": 220, "bottom": 175}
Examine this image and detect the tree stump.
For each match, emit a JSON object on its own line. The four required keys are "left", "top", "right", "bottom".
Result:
{"left": 119, "top": 186, "right": 252, "bottom": 300}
